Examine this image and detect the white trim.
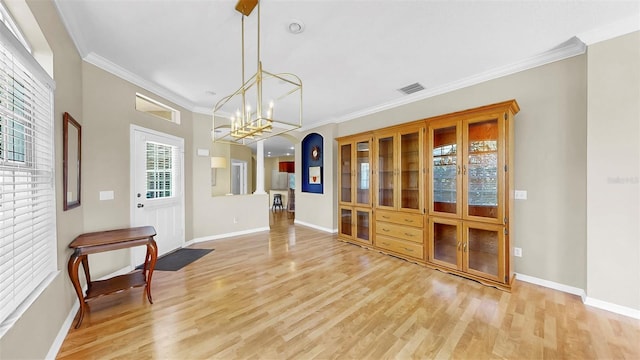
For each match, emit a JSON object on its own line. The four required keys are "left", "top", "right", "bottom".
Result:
{"left": 84, "top": 52, "right": 195, "bottom": 112}
{"left": 77, "top": 35, "right": 589, "bottom": 123}
{"left": 44, "top": 300, "right": 78, "bottom": 360}
{"left": 516, "top": 273, "right": 640, "bottom": 319}
{"left": 515, "top": 273, "right": 586, "bottom": 300}
{"left": 191, "top": 227, "right": 271, "bottom": 243}
{"left": 45, "top": 265, "right": 133, "bottom": 359}
{"left": 577, "top": 15, "right": 640, "bottom": 46}
{"left": 584, "top": 297, "right": 640, "bottom": 320}
{"left": 129, "top": 125, "right": 186, "bottom": 267}
{"left": 0, "top": 271, "right": 60, "bottom": 339}
{"left": 293, "top": 220, "right": 336, "bottom": 234}
{"left": 301, "top": 37, "right": 586, "bottom": 131}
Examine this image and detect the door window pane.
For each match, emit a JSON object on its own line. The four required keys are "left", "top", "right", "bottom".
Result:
{"left": 146, "top": 142, "right": 174, "bottom": 199}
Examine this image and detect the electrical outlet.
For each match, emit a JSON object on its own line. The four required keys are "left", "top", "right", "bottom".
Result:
{"left": 514, "top": 247, "right": 522, "bottom": 257}
{"left": 233, "top": 217, "right": 238, "bottom": 224}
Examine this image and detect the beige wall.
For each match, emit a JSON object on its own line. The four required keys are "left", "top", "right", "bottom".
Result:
{"left": 295, "top": 123, "right": 339, "bottom": 231}
{"left": 332, "top": 54, "right": 589, "bottom": 289}
{"left": 0, "top": 0, "right": 83, "bottom": 358}
{"left": 81, "top": 62, "right": 195, "bottom": 278}
{"left": 2, "top": 2, "right": 638, "bottom": 358}
{"left": 192, "top": 114, "right": 269, "bottom": 240}
{"left": 586, "top": 32, "right": 640, "bottom": 310}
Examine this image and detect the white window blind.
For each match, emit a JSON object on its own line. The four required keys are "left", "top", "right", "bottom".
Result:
{"left": 0, "top": 19, "right": 55, "bottom": 328}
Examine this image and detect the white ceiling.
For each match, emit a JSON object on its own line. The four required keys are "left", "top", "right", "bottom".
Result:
{"left": 53, "top": 0, "right": 639, "bottom": 156}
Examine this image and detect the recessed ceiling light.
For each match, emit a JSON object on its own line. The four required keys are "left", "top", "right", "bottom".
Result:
{"left": 289, "top": 146, "right": 294, "bottom": 150}
{"left": 288, "top": 20, "right": 304, "bottom": 34}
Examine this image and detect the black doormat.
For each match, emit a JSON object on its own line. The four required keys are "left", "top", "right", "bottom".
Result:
{"left": 138, "top": 248, "right": 214, "bottom": 271}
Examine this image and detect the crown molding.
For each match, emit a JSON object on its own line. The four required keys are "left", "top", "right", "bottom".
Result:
{"left": 577, "top": 15, "right": 640, "bottom": 45}
{"left": 327, "top": 36, "right": 586, "bottom": 126}
{"left": 52, "top": 0, "right": 87, "bottom": 58}
{"left": 83, "top": 52, "right": 197, "bottom": 112}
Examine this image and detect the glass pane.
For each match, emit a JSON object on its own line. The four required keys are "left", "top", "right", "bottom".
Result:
{"left": 340, "top": 208, "right": 353, "bottom": 237}
{"left": 468, "top": 227, "right": 499, "bottom": 276}
{"left": 377, "top": 136, "right": 394, "bottom": 207}
{"left": 467, "top": 119, "right": 498, "bottom": 218}
{"left": 400, "top": 132, "right": 420, "bottom": 210}
{"left": 340, "top": 143, "right": 352, "bottom": 203}
{"left": 356, "top": 210, "right": 370, "bottom": 241}
{"left": 356, "top": 141, "right": 370, "bottom": 205}
{"left": 146, "top": 142, "right": 174, "bottom": 199}
{"left": 432, "top": 126, "right": 457, "bottom": 213}
{"left": 433, "top": 222, "right": 458, "bottom": 266}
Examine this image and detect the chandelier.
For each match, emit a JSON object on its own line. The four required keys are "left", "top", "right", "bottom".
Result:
{"left": 213, "top": 0, "right": 303, "bottom": 145}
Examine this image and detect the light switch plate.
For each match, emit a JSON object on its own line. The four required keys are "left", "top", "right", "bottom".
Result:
{"left": 99, "top": 190, "right": 114, "bottom": 200}
{"left": 197, "top": 148, "right": 210, "bottom": 157}
{"left": 514, "top": 190, "right": 527, "bottom": 200}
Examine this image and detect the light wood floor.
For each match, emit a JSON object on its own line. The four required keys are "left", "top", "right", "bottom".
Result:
{"left": 57, "top": 212, "right": 640, "bottom": 359}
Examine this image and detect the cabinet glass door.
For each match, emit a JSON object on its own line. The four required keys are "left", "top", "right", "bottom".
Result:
{"left": 430, "top": 218, "right": 461, "bottom": 270}
{"left": 464, "top": 222, "right": 504, "bottom": 282}
{"left": 355, "top": 209, "right": 371, "bottom": 243}
{"left": 377, "top": 135, "right": 395, "bottom": 208}
{"left": 340, "top": 143, "right": 352, "bottom": 203}
{"left": 431, "top": 124, "right": 459, "bottom": 215}
{"left": 400, "top": 130, "right": 421, "bottom": 211}
{"left": 466, "top": 119, "right": 500, "bottom": 220}
{"left": 339, "top": 207, "right": 353, "bottom": 238}
{"left": 356, "top": 140, "right": 370, "bottom": 206}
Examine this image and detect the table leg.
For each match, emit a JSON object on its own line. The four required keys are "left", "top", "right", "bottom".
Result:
{"left": 67, "top": 250, "right": 86, "bottom": 328}
{"left": 144, "top": 238, "right": 158, "bottom": 304}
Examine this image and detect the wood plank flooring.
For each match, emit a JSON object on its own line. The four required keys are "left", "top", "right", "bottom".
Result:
{"left": 57, "top": 212, "right": 640, "bottom": 359}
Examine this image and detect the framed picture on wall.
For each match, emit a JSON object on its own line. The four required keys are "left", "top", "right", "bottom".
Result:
{"left": 309, "top": 166, "right": 321, "bottom": 184}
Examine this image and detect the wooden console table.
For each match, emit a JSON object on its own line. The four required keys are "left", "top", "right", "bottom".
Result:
{"left": 67, "top": 226, "right": 158, "bottom": 328}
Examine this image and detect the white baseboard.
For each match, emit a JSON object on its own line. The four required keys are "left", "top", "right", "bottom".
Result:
{"left": 584, "top": 297, "right": 640, "bottom": 320}
{"left": 516, "top": 273, "right": 640, "bottom": 319}
{"left": 515, "top": 273, "right": 586, "bottom": 300}
{"left": 190, "top": 227, "right": 270, "bottom": 243}
{"left": 46, "top": 265, "right": 135, "bottom": 359}
{"left": 45, "top": 300, "right": 79, "bottom": 360}
{"left": 293, "top": 219, "right": 336, "bottom": 233}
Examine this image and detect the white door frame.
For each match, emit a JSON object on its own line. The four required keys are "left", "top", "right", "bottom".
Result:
{"left": 231, "top": 159, "right": 248, "bottom": 195}
{"left": 129, "top": 125, "right": 185, "bottom": 266}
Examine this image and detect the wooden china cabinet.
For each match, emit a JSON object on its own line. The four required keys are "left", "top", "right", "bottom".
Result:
{"left": 373, "top": 124, "right": 426, "bottom": 261}
{"left": 337, "top": 100, "right": 519, "bottom": 290}
{"left": 338, "top": 134, "right": 373, "bottom": 245}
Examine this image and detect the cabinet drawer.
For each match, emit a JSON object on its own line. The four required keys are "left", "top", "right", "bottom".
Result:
{"left": 376, "top": 235, "right": 424, "bottom": 260}
{"left": 375, "top": 222, "right": 423, "bottom": 244}
{"left": 375, "top": 211, "right": 424, "bottom": 228}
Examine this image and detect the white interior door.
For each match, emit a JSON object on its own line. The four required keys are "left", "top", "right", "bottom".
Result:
{"left": 130, "top": 125, "right": 185, "bottom": 266}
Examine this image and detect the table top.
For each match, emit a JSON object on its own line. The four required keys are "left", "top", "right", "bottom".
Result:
{"left": 69, "top": 226, "right": 157, "bottom": 249}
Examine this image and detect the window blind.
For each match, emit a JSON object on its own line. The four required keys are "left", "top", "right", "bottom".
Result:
{"left": 0, "top": 21, "right": 55, "bottom": 327}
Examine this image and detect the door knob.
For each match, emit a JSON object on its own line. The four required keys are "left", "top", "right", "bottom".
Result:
{"left": 137, "top": 203, "right": 144, "bottom": 208}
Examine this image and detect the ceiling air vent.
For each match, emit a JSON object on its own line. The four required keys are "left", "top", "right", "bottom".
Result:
{"left": 398, "top": 82, "right": 425, "bottom": 95}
